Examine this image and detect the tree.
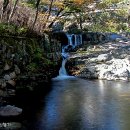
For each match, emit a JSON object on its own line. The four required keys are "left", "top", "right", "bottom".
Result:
{"left": 62, "top": 0, "right": 94, "bottom": 30}
{"left": 40, "top": 0, "right": 64, "bottom": 30}
{"left": 1, "top": 0, "right": 128, "bottom": 34}
{"left": 32, "top": 0, "right": 41, "bottom": 30}
{"left": 43, "top": 0, "right": 54, "bottom": 29}
{"left": 8, "top": 0, "right": 19, "bottom": 23}
{"left": 0, "top": 0, "right": 9, "bottom": 21}
{"left": 89, "top": 0, "right": 129, "bottom": 32}
{"left": 42, "top": 0, "right": 94, "bottom": 30}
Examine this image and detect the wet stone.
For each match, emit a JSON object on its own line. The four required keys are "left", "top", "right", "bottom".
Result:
{"left": 0, "top": 105, "right": 22, "bottom": 117}
{"left": 0, "top": 122, "right": 22, "bottom": 130}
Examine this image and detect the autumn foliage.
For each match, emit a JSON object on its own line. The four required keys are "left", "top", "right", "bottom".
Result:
{"left": 0, "top": 0, "right": 129, "bottom": 35}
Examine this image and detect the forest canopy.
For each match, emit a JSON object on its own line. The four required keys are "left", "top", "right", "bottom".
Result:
{"left": 0, "top": 0, "right": 129, "bottom": 35}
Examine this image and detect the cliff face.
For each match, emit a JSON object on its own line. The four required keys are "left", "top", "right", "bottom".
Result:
{"left": 0, "top": 34, "right": 61, "bottom": 101}
{"left": 0, "top": 33, "right": 62, "bottom": 128}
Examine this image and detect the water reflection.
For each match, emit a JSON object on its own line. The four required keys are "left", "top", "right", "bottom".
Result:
{"left": 27, "top": 78, "right": 130, "bottom": 130}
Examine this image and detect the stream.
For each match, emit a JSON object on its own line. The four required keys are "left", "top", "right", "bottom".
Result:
{"left": 24, "top": 78, "right": 130, "bottom": 130}
{"left": 20, "top": 34, "right": 130, "bottom": 130}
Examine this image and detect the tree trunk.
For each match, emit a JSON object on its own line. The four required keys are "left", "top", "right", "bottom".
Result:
{"left": 48, "top": 8, "right": 63, "bottom": 28}
{"left": 32, "top": 0, "right": 40, "bottom": 30}
{"left": 79, "top": 13, "right": 83, "bottom": 30}
{"left": 43, "top": 0, "right": 54, "bottom": 29}
{"left": 8, "top": 0, "right": 19, "bottom": 23}
{"left": 73, "top": 12, "right": 83, "bottom": 31}
{"left": 0, "top": 0, "right": 9, "bottom": 21}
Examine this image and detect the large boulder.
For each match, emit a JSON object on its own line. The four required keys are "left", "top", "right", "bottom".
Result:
{"left": 89, "top": 53, "right": 110, "bottom": 62}
{"left": 97, "top": 58, "right": 130, "bottom": 80}
{"left": 67, "top": 41, "right": 130, "bottom": 81}
{"left": 0, "top": 105, "right": 22, "bottom": 117}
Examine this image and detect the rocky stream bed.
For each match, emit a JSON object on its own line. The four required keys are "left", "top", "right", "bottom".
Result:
{"left": 67, "top": 40, "right": 130, "bottom": 81}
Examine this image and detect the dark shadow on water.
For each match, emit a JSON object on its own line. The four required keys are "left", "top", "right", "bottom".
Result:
{"left": 3, "top": 78, "right": 130, "bottom": 130}
{"left": 0, "top": 81, "right": 53, "bottom": 129}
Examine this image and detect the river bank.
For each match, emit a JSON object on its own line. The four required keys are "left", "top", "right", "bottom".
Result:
{"left": 66, "top": 38, "right": 130, "bottom": 81}
{"left": 0, "top": 34, "right": 62, "bottom": 129}
{"left": 15, "top": 78, "right": 130, "bottom": 130}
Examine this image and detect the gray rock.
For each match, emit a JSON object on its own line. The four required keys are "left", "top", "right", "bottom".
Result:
{"left": 7, "top": 80, "right": 16, "bottom": 87}
{"left": 7, "top": 89, "right": 16, "bottom": 96}
{"left": 4, "top": 75, "right": 11, "bottom": 81}
{"left": 96, "top": 58, "right": 130, "bottom": 80}
{"left": 89, "top": 53, "right": 110, "bottom": 63}
{"left": 9, "top": 72, "right": 17, "bottom": 79}
{"left": 97, "top": 54, "right": 110, "bottom": 62}
{"left": 0, "top": 79, "right": 6, "bottom": 89}
{"left": 0, "top": 122, "right": 22, "bottom": 130}
{"left": 1, "top": 81, "right": 6, "bottom": 88}
{"left": 4, "top": 63, "right": 10, "bottom": 71}
{"left": 0, "top": 105, "right": 22, "bottom": 117}
{"left": 67, "top": 41, "right": 130, "bottom": 81}
{"left": 14, "top": 65, "right": 20, "bottom": 74}
{"left": 0, "top": 90, "right": 7, "bottom": 97}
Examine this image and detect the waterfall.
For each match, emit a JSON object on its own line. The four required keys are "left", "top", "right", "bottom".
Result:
{"left": 67, "top": 34, "right": 73, "bottom": 46}
{"left": 66, "top": 34, "right": 82, "bottom": 48}
{"left": 59, "top": 46, "right": 69, "bottom": 76}
{"left": 53, "top": 47, "right": 69, "bottom": 80}
{"left": 59, "top": 34, "right": 82, "bottom": 76}
{"left": 53, "top": 33, "right": 82, "bottom": 80}
{"left": 58, "top": 34, "right": 82, "bottom": 76}
{"left": 59, "top": 58, "right": 67, "bottom": 76}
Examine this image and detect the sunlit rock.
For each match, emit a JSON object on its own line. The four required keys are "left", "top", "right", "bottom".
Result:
{"left": 67, "top": 41, "right": 130, "bottom": 81}
{"left": 97, "top": 54, "right": 110, "bottom": 62}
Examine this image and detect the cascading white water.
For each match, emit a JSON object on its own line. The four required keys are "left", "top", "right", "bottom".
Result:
{"left": 53, "top": 48, "right": 69, "bottom": 80}
{"left": 59, "top": 45, "right": 69, "bottom": 76}
{"left": 59, "top": 58, "right": 67, "bottom": 76}
{"left": 59, "top": 34, "right": 82, "bottom": 76}
{"left": 53, "top": 33, "right": 83, "bottom": 80}
{"left": 67, "top": 34, "right": 73, "bottom": 46}
{"left": 67, "top": 34, "right": 82, "bottom": 48}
